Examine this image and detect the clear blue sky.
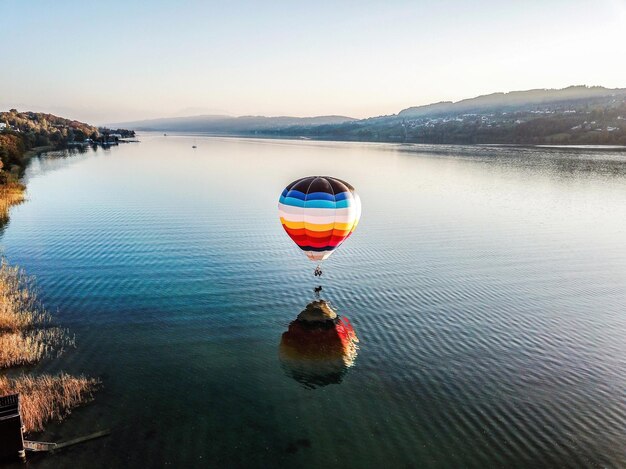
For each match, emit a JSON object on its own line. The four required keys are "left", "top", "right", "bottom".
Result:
{"left": 1, "top": 0, "right": 625, "bottom": 124}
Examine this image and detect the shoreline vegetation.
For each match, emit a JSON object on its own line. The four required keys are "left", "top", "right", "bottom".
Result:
{"left": 0, "top": 110, "right": 129, "bottom": 441}
{"left": 0, "top": 262, "right": 73, "bottom": 367}
{"left": 0, "top": 109, "right": 135, "bottom": 178}
{"left": 0, "top": 259, "right": 100, "bottom": 434}
{"left": 0, "top": 177, "right": 25, "bottom": 224}
{"left": 0, "top": 374, "right": 99, "bottom": 433}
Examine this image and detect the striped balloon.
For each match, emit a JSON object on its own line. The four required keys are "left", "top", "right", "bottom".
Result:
{"left": 278, "top": 176, "right": 361, "bottom": 262}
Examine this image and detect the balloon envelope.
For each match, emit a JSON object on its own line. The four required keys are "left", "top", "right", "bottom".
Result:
{"left": 278, "top": 176, "right": 361, "bottom": 262}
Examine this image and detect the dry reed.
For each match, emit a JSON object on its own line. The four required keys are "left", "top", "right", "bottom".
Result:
{"left": 0, "top": 183, "right": 100, "bottom": 435}
{"left": 0, "top": 260, "right": 50, "bottom": 332}
{"left": 0, "top": 179, "right": 25, "bottom": 224}
{"left": 0, "top": 259, "right": 69, "bottom": 369}
{"left": 0, "top": 328, "right": 75, "bottom": 368}
{"left": 0, "top": 373, "right": 100, "bottom": 433}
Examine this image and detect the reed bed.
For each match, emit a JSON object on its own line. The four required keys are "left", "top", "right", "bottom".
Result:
{"left": 0, "top": 180, "right": 100, "bottom": 435}
{"left": 0, "top": 328, "right": 74, "bottom": 368}
{"left": 0, "top": 260, "right": 50, "bottom": 332}
{"left": 0, "top": 373, "right": 100, "bottom": 433}
{"left": 0, "top": 259, "right": 69, "bottom": 369}
{"left": 0, "top": 180, "right": 25, "bottom": 224}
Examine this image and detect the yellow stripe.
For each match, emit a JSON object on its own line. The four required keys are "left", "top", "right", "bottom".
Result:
{"left": 280, "top": 218, "right": 354, "bottom": 232}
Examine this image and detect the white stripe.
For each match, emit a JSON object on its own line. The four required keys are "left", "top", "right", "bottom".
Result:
{"left": 279, "top": 206, "right": 358, "bottom": 225}
{"left": 280, "top": 212, "right": 358, "bottom": 225}
{"left": 278, "top": 203, "right": 355, "bottom": 218}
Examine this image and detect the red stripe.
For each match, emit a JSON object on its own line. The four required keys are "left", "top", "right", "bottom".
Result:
{"left": 282, "top": 225, "right": 351, "bottom": 238}
{"left": 285, "top": 234, "right": 348, "bottom": 248}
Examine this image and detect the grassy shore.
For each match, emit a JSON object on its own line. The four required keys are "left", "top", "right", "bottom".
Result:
{"left": 0, "top": 122, "right": 102, "bottom": 437}
{"left": 0, "top": 258, "right": 100, "bottom": 434}
{"left": 0, "top": 178, "right": 25, "bottom": 224}
{"left": 0, "top": 374, "right": 99, "bottom": 433}
{"left": 0, "top": 173, "right": 99, "bottom": 435}
{"left": 0, "top": 259, "right": 99, "bottom": 434}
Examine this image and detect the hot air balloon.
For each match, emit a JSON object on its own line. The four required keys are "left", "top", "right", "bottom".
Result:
{"left": 278, "top": 176, "right": 361, "bottom": 276}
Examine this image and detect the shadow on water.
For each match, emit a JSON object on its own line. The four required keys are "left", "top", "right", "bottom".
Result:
{"left": 279, "top": 299, "right": 359, "bottom": 389}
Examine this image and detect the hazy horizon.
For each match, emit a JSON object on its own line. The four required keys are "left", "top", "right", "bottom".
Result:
{"left": 2, "top": 0, "right": 626, "bottom": 124}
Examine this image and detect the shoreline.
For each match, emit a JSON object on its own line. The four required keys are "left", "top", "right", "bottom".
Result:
{"left": 0, "top": 143, "right": 101, "bottom": 460}
{"left": 146, "top": 130, "right": 626, "bottom": 151}
{"left": 22, "top": 144, "right": 57, "bottom": 160}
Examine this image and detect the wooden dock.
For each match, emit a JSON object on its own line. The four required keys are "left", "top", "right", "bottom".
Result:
{"left": 0, "top": 394, "right": 25, "bottom": 460}
{"left": 24, "top": 429, "right": 111, "bottom": 453}
{"left": 1, "top": 392, "right": 109, "bottom": 460}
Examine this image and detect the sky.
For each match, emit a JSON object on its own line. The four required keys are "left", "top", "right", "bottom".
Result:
{"left": 1, "top": 0, "right": 625, "bottom": 124}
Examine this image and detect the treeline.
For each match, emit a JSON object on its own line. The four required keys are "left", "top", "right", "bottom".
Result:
{"left": 0, "top": 110, "right": 135, "bottom": 174}
{"left": 99, "top": 127, "right": 136, "bottom": 138}
{"left": 262, "top": 102, "right": 626, "bottom": 146}
{"left": 0, "top": 109, "right": 98, "bottom": 170}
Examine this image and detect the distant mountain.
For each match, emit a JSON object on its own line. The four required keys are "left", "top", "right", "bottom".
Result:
{"left": 113, "top": 86, "right": 626, "bottom": 145}
{"left": 397, "top": 85, "right": 626, "bottom": 118}
{"left": 266, "top": 86, "right": 626, "bottom": 146}
{"left": 111, "top": 114, "right": 356, "bottom": 133}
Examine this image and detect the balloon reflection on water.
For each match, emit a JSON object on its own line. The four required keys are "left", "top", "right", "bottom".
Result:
{"left": 279, "top": 300, "right": 359, "bottom": 389}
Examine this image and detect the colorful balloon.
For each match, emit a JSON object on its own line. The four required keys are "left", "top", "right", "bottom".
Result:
{"left": 278, "top": 176, "right": 361, "bottom": 262}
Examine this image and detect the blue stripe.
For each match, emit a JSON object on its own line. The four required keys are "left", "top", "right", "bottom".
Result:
{"left": 334, "top": 199, "right": 352, "bottom": 208}
{"left": 303, "top": 200, "right": 337, "bottom": 209}
{"left": 305, "top": 191, "right": 336, "bottom": 201}
{"left": 279, "top": 197, "right": 353, "bottom": 208}
{"left": 284, "top": 190, "right": 337, "bottom": 202}
{"left": 280, "top": 196, "right": 306, "bottom": 207}
{"left": 281, "top": 188, "right": 353, "bottom": 202}
{"left": 285, "top": 190, "right": 306, "bottom": 200}
{"left": 281, "top": 197, "right": 335, "bottom": 208}
{"left": 334, "top": 191, "right": 353, "bottom": 201}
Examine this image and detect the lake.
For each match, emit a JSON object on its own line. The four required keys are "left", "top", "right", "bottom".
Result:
{"left": 3, "top": 135, "right": 626, "bottom": 467}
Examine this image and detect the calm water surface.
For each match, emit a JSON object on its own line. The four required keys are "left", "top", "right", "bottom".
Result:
{"left": 3, "top": 135, "right": 626, "bottom": 467}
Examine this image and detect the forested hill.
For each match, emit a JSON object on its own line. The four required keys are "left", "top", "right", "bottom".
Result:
{"left": 397, "top": 85, "right": 626, "bottom": 117}
{"left": 0, "top": 110, "right": 98, "bottom": 169}
{"left": 265, "top": 86, "right": 626, "bottom": 145}
{"left": 0, "top": 110, "right": 134, "bottom": 172}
